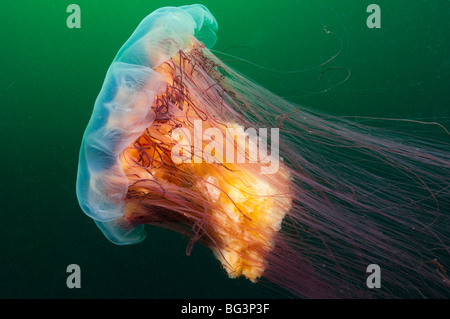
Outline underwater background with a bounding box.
[0,0,449,298]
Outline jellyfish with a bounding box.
[76,4,450,298]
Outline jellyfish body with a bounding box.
[76,4,290,281]
[77,5,450,298]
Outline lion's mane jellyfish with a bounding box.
[76,5,450,298]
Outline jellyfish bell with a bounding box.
[77,4,450,298]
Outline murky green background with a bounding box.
[1,0,449,298]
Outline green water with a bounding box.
[1,0,449,298]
